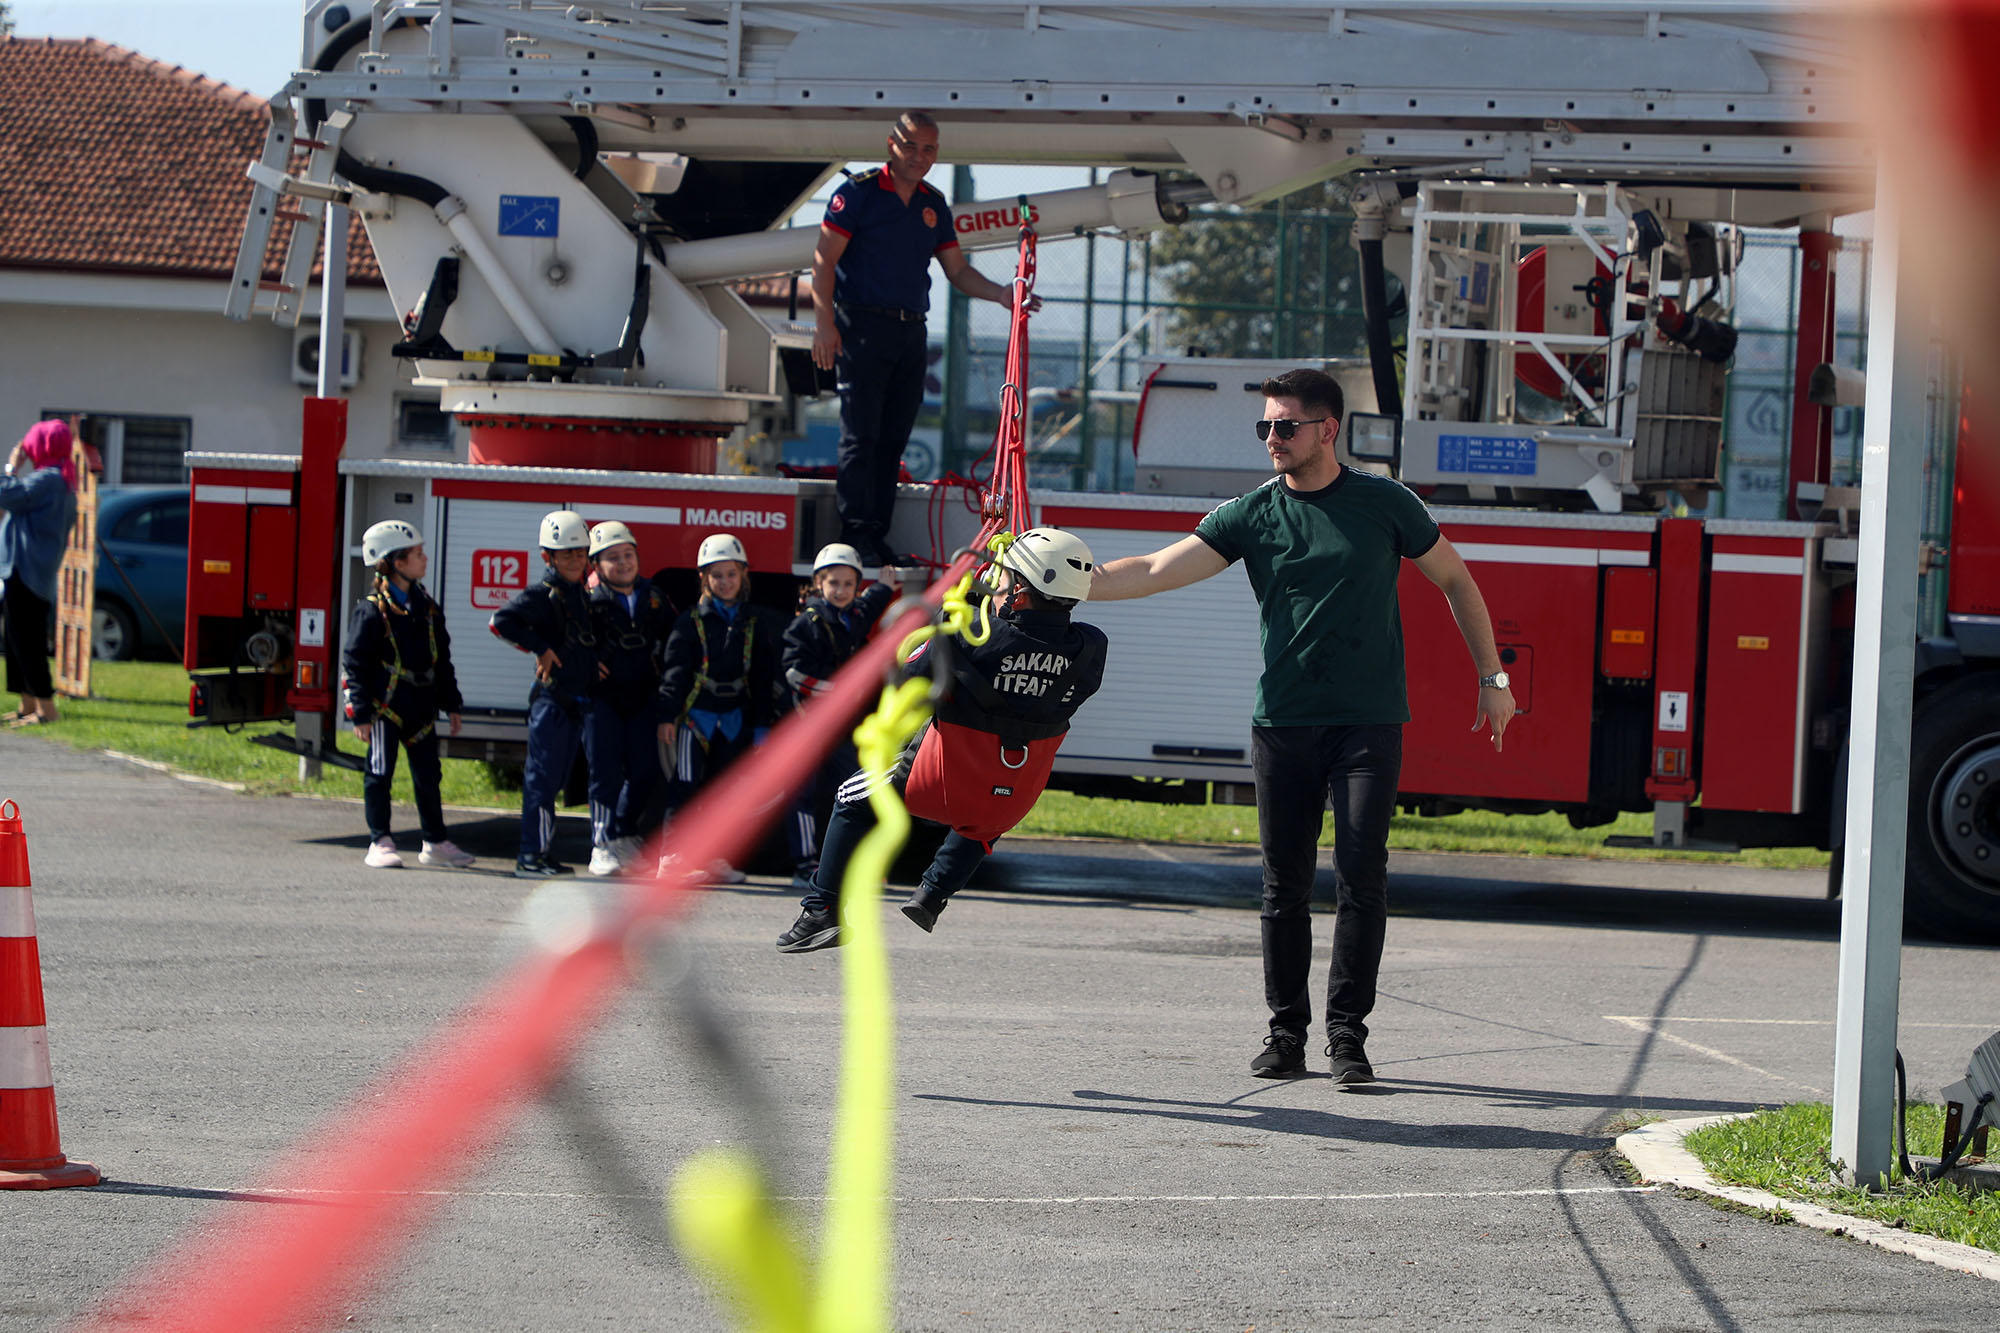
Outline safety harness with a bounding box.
[365,576,440,742]
[678,596,760,734]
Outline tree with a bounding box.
[1140,178,1377,362]
[0,4,13,36]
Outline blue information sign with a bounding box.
[498,195,560,237]
[1438,434,1538,476]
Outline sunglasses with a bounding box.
[1254,417,1331,442]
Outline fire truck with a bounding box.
[188,2,1999,937]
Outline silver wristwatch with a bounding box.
[1479,671,1510,690]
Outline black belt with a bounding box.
[839,301,926,323]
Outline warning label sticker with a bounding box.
[1658,690,1690,733]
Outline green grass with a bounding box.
[20,662,1830,868]
[1684,1103,2000,1252]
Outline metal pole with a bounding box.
[1830,173,1927,1188]
[301,200,348,782]
[940,166,974,481]
[1078,167,1098,491]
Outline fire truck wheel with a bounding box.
[1906,671,2000,941]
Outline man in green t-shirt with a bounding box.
[1092,367,1515,1086]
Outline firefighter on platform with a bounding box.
[342,520,474,870]
[776,528,1108,953]
[583,520,676,877]
[490,509,600,879]
[781,542,907,885]
[655,533,784,883]
[811,109,1039,568]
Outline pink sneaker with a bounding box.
[420,840,475,869]
[364,837,403,869]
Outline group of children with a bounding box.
[340,508,904,882]
[340,508,1111,956]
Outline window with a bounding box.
[113,496,189,547]
[396,396,456,451]
[51,412,193,486]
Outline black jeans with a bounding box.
[2,581,53,699]
[1252,723,1403,1044]
[799,772,988,916]
[833,305,928,548]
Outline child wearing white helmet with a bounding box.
[778,528,1108,952]
[777,542,911,885]
[654,533,783,883]
[489,509,601,878]
[341,519,474,869]
[582,520,677,875]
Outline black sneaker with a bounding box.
[900,889,948,933]
[776,907,842,954]
[1250,1030,1307,1078]
[514,855,571,879]
[1327,1030,1375,1085]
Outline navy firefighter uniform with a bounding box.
[821,166,958,555]
[657,593,784,814]
[585,575,676,849]
[780,575,899,874]
[341,577,464,844]
[791,600,1108,932]
[490,571,600,861]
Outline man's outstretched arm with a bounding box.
[1091,534,1229,602]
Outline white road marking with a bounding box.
[186,1184,1660,1205]
[1604,1016,1828,1095]
[1603,1016,1990,1029]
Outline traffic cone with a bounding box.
[0,799,99,1189]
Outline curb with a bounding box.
[1617,1115,2000,1283]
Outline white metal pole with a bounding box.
[1829,170,1927,1187]
[300,200,348,783]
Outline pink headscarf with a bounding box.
[20,420,77,491]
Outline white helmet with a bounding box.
[812,542,865,575]
[588,520,637,557]
[697,533,748,568]
[540,510,589,551]
[361,519,422,565]
[999,527,1095,603]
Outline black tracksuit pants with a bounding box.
[364,713,447,844]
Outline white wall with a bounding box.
[0,273,442,466]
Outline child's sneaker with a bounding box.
[364,837,404,869]
[707,860,747,885]
[419,840,475,869]
[588,845,622,877]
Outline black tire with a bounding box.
[1906,671,2000,941]
[93,599,138,662]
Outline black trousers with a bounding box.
[2,581,53,698]
[1251,723,1403,1044]
[798,766,988,916]
[833,305,928,548]
[363,713,447,843]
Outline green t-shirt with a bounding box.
[1194,468,1441,727]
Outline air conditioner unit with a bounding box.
[292,328,363,389]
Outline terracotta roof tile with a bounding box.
[0,36,379,285]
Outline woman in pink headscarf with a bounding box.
[1,419,81,725]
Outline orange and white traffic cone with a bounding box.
[0,798,99,1189]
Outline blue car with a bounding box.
[93,486,188,660]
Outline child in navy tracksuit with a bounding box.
[778,528,1107,953]
[780,542,902,884]
[341,519,473,870]
[655,533,783,881]
[583,520,675,876]
[490,509,600,879]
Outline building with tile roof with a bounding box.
[0,36,432,479]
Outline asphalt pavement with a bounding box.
[1,735,1996,1330]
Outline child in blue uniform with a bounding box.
[490,509,600,878]
[655,533,783,883]
[780,541,903,884]
[341,519,473,870]
[583,520,676,876]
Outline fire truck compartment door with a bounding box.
[434,499,549,714]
